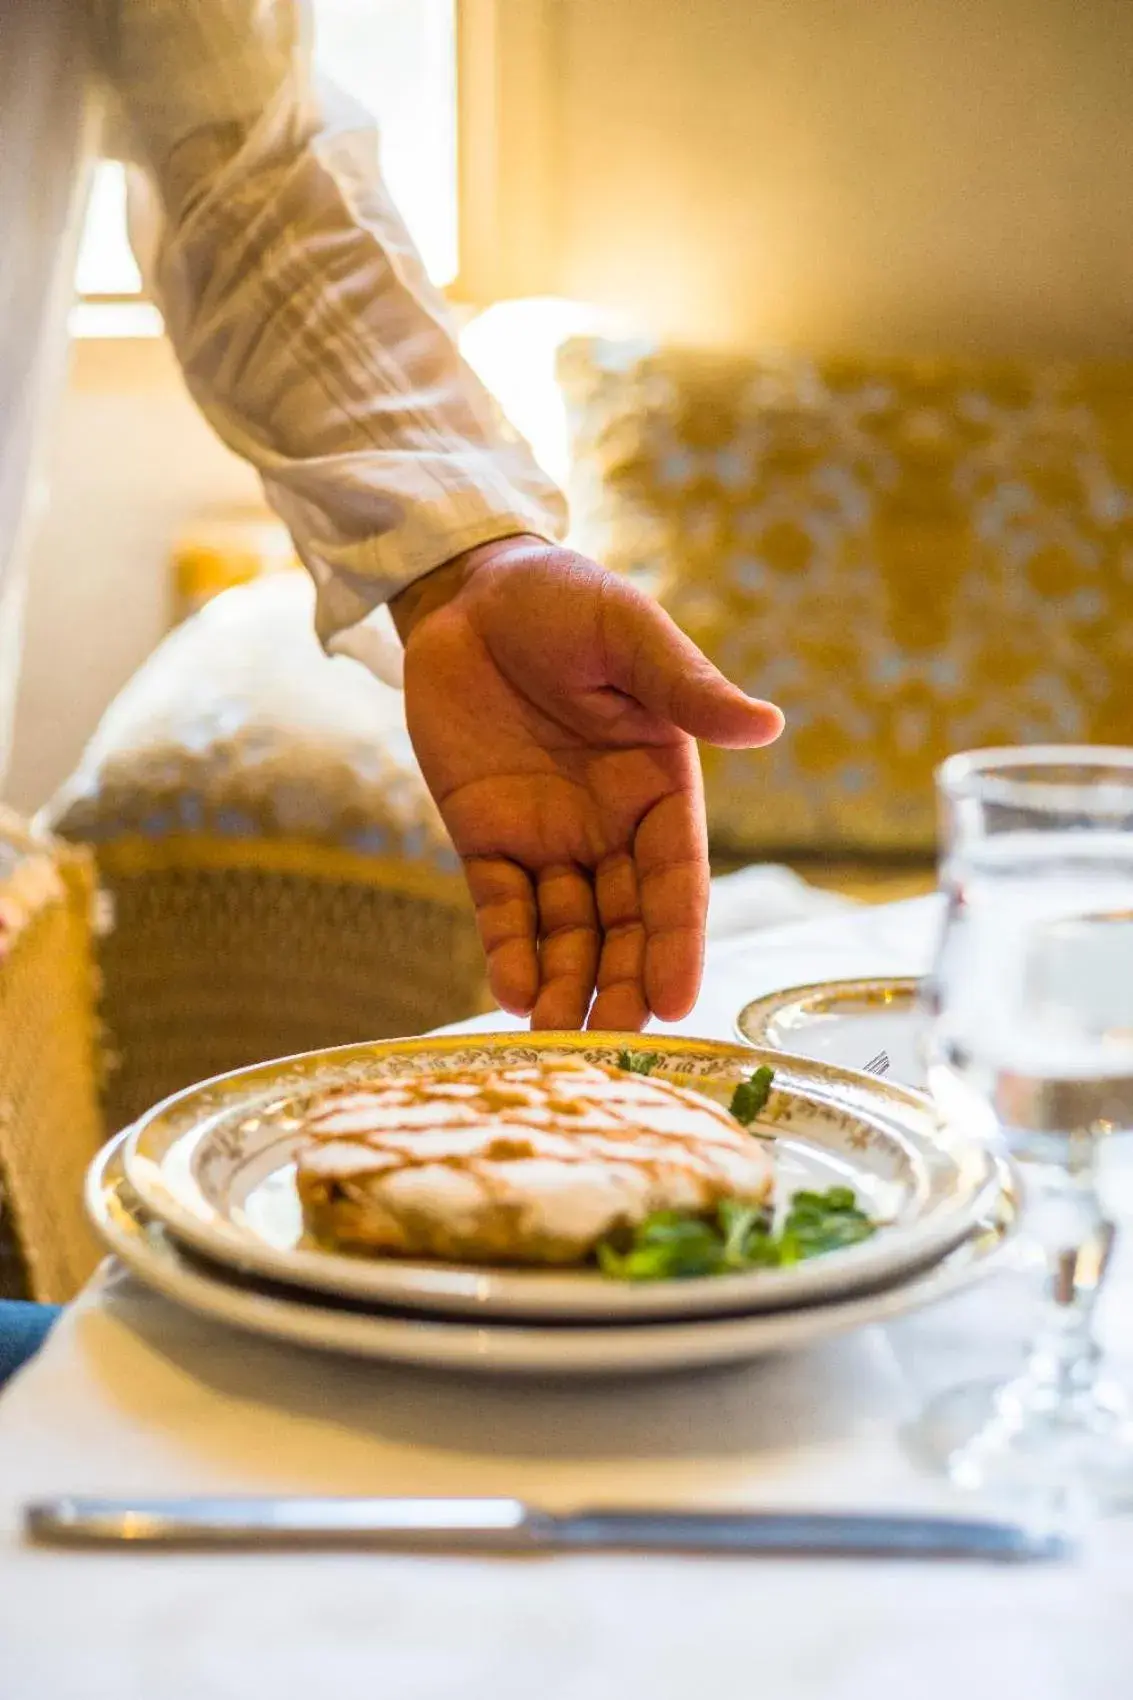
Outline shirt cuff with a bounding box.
[312,503,564,690]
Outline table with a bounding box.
[2,896,1131,1699]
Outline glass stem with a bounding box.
[1020,1130,1115,1411]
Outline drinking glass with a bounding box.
[915,746,1133,1508]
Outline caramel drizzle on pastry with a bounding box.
[297,1060,764,1194]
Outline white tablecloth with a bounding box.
[2,895,1132,1699]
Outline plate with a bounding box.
[737,979,926,1089]
[122,1032,993,1321]
[90,1135,1018,1379]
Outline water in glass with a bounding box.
[915,751,1133,1511]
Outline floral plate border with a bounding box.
[91,1134,1017,1378]
[120,1031,996,1323]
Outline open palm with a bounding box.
[398,541,783,1030]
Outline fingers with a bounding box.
[464,857,539,1015]
[600,578,784,749]
[588,852,649,1031]
[636,791,710,1023]
[466,831,704,1030]
[588,788,709,1028]
[466,856,604,1028]
[465,780,707,1031]
[530,864,601,1029]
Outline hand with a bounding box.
[391,537,783,1031]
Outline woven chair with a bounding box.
[44,575,489,1135]
[0,809,104,1300]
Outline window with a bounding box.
[74,161,143,297]
[76,0,458,300]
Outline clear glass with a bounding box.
[914,745,1133,1510]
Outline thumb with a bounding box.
[601,579,784,749]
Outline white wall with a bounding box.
[552,0,1133,354]
[4,338,264,815]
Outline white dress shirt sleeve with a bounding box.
[93,0,568,661]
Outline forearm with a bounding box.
[100,0,566,652]
[155,117,564,646]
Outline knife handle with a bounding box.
[25,1496,543,1551]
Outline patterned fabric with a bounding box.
[559,341,1133,853]
[43,575,490,1128]
[47,575,460,873]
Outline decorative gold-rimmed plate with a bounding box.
[120,1031,995,1322]
[737,979,925,1089]
[91,1134,1018,1379]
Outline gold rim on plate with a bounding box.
[89,1131,1020,1378]
[737,977,923,1077]
[116,1029,997,1323]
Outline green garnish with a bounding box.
[598,1212,724,1280]
[596,1058,874,1279]
[617,1050,661,1075]
[595,1186,877,1282]
[729,1065,776,1126]
[784,1188,876,1255]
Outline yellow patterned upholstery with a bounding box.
[0,810,103,1300]
[559,343,1133,853]
[44,576,489,1133]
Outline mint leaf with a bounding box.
[595,1183,877,1282]
[599,1214,723,1279]
[596,1240,631,1278]
[729,1065,776,1126]
[783,1187,876,1256]
[617,1050,662,1076]
[716,1197,768,1267]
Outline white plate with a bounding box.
[90,1134,1017,1379]
[122,1032,993,1321]
[737,979,926,1090]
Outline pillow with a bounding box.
[42,576,488,1129]
[47,573,456,873]
[558,339,1133,854]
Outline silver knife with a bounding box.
[23,1497,1071,1561]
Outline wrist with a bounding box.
[389,533,548,644]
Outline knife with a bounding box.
[23,1497,1071,1561]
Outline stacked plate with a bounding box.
[89,1030,1014,1379]
[737,976,925,1088]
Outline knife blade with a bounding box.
[23,1496,1071,1561]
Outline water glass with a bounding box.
[915,746,1133,1509]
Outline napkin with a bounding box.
[706,863,856,941]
